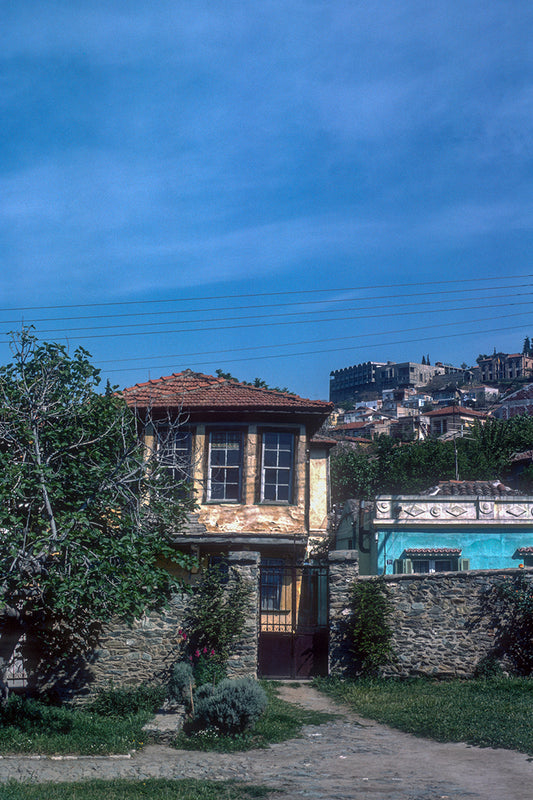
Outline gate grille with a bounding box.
[258,563,328,678]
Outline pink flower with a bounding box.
[182,633,187,640]
[195,649,200,658]
[203,646,208,654]
[210,649,215,656]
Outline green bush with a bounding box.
[184,565,252,667]
[473,654,504,679]
[347,579,396,677]
[0,695,73,734]
[167,661,195,709]
[193,678,267,735]
[87,684,166,717]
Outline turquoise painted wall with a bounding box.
[376,528,533,575]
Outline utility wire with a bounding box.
[2,303,532,345]
[1,273,532,313]
[104,322,533,375]
[9,297,533,337]
[1,282,532,325]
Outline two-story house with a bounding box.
[122,371,335,678]
[122,369,334,563]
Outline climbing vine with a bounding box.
[347,579,396,677]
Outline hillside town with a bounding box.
[327,345,533,442]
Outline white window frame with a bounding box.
[207,430,243,502]
[260,431,294,503]
[156,426,192,484]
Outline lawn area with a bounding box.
[0,778,272,800]
[0,682,335,756]
[315,676,533,754]
[0,702,151,756]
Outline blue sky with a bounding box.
[1,1,532,399]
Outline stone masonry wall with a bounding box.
[328,550,359,675]
[380,569,533,678]
[327,550,533,678]
[88,551,259,693]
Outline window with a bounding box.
[207,430,242,502]
[412,559,453,573]
[261,431,294,502]
[394,555,469,574]
[260,558,285,611]
[157,427,191,484]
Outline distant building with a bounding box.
[493,383,533,420]
[424,405,488,437]
[477,352,533,383]
[329,359,466,404]
[329,361,386,403]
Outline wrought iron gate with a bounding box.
[258,563,328,679]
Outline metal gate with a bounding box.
[258,563,328,679]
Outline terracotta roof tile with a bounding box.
[122,370,333,414]
[422,480,520,497]
[425,405,488,418]
[404,548,462,557]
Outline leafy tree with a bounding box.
[0,330,194,695]
[331,415,533,502]
[330,443,378,503]
[523,337,531,356]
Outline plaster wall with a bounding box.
[376,528,533,574]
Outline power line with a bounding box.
[10,297,533,339]
[1,282,532,325]
[1,273,532,313]
[104,322,533,376]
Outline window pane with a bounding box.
[261,432,293,503]
[208,431,242,501]
[278,450,292,468]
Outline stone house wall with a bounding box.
[88,551,259,693]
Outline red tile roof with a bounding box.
[122,370,333,415]
[404,548,462,557]
[425,405,488,418]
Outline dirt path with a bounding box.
[0,684,531,799]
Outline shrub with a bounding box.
[347,579,396,677]
[167,661,195,710]
[491,572,533,675]
[473,654,504,679]
[193,678,267,735]
[184,564,252,668]
[191,650,226,687]
[87,684,166,717]
[0,695,73,734]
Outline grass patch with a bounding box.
[314,676,533,754]
[173,681,337,752]
[0,696,152,756]
[0,778,273,800]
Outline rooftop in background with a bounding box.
[424,405,488,418]
[421,480,520,497]
[122,369,333,414]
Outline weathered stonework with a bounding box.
[88,551,260,693]
[328,550,359,675]
[327,551,533,679]
[379,569,533,678]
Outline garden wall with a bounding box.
[88,551,260,693]
[329,550,533,678]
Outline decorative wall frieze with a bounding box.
[374,495,533,525]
